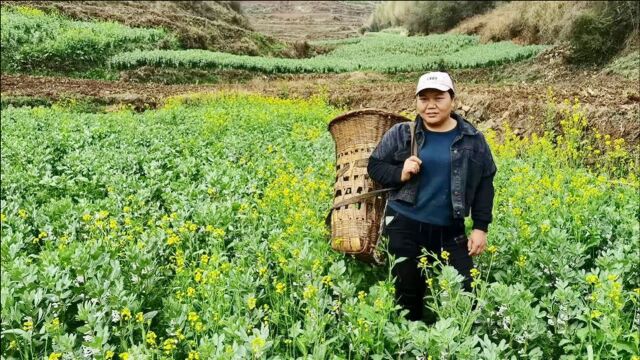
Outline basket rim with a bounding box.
[327,108,412,131]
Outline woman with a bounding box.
[367,71,497,322]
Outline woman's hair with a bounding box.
[439,69,455,99]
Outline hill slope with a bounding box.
[241,1,379,42]
[1,1,291,56]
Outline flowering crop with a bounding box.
[1,91,637,358]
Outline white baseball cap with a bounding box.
[415,71,455,96]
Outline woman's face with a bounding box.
[416,89,454,127]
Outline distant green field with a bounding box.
[0,5,177,72]
[111,33,546,74]
[1,5,545,76]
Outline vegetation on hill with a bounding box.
[110,33,545,74]
[363,1,498,35]
[0,1,291,57]
[451,1,639,65]
[365,1,639,66]
[0,6,178,73]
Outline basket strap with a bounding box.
[409,121,418,157]
[331,187,393,210]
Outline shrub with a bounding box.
[365,1,498,35]
[568,1,639,64]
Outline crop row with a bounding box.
[110,35,546,74]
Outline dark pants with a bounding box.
[383,205,474,322]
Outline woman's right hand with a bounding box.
[401,156,422,182]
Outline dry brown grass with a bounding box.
[450,1,592,44]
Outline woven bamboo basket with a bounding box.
[327,109,411,264]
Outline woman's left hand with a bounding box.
[467,229,487,256]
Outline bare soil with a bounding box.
[3,58,638,146]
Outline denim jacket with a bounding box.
[367,112,497,232]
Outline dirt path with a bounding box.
[2,71,638,145]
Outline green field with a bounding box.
[1,93,638,359]
[0,6,545,76]
[0,5,177,73]
[110,33,546,74]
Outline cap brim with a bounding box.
[415,84,451,96]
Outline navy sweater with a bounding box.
[388,123,460,225]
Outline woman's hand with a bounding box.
[467,229,487,256]
[401,156,422,182]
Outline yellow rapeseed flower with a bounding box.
[487,245,498,254]
[426,278,433,288]
[303,285,317,300]
[275,282,286,294]
[105,350,114,359]
[188,311,199,323]
[121,308,131,321]
[163,338,178,354]
[187,287,196,298]
[194,269,203,283]
[167,235,180,246]
[470,268,481,279]
[135,312,144,323]
[517,255,527,268]
[194,321,204,333]
[357,291,366,301]
[585,274,599,285]
[119,352,129,360]
[188,351,200,360]
[48,352,62,360]
[418,256,428,270]
[540,223,551,233]
[258,266,268,277]
[146,331,157,346]
[251,337,266,354]
[247,296,257,310]
[440,279,450,290]
[441,250,450,261]
[23,320,33,332]
[590,310,603,319]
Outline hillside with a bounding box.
[0,1,291,56]
[241,1,380,41]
